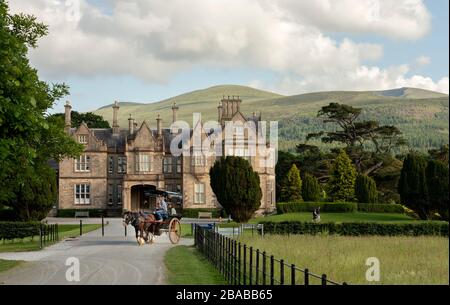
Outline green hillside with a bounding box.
[93,85,449,152]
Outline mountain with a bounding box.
[92,85,449,152]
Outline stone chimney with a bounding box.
[217,102,223,122]
[156,114,162,137]
[236,96,241,112]
[128,114,134,135]
[64,100,72,134]
[112,101,120,134]
[172,102,179,123]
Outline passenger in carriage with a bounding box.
[155,195,168,221]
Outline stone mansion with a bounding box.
[57,96,276,215]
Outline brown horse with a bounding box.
[123,211,161,245]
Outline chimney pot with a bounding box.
[64,100,72,134]
[112,100,120,134]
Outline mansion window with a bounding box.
[191,155,206,166]
[117,156,127,174]
[74,184,90,205]
[176,157,182,173]
[74,155,91,172]
[163,157,173,173]
[135,154,151,173]
[108,184,113,205]
[194,183,205,204]
[78,135,88,144]
[117,184,122,205]
[108,156,114,174]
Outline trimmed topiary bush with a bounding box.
[357,203,404,213]
[355,174,378,203]
[0,221,41,240]
[302,174,321,202]
[276,201,357,213]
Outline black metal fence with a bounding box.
[194,224,346,285]
[39,223,59,248]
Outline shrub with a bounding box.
[260,221,448,237]
[426,160,449,221]
[276,201,357,214]
[180,208,226,218]
[0,221,41,240]
[355,175,378,203]
[328,150,357,202]
[56,208,121,217]
[302,174,321,202]
[357,203,404,213]
[210,156,262,223]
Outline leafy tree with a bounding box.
[355,174,378,203]
[0,2,83,220]
[49,111,111,128]
[281,164,303,201]
[398,153,430,220]
[426,160,449,220]
[302,174,321,202]
[210,156,262,223]
[275,151,300,201]
[428,144,449,164]
[328,150,357,202]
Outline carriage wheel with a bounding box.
[168,218,181,244]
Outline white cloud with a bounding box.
[415,55,431,67]
[8,0,447,94]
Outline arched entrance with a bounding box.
[130,184,158,211]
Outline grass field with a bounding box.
[164,246,226,285]
[0,259,23,273]
[237,234,449,285]
[0,224,102,253]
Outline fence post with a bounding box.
[125,224,127,237]
[270,255,274,285]
[39,224,43,249]
[280,259,285,285]
[102,217,104,237]
[79,220,82,236]
[304,268,309,286]
[249,246,253,285]
[291,264,296,285]
[262,251,266,285]
[321,274,327,286]
[238,242,241,285]
[255,249,260,285]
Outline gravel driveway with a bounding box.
[0,218,193,285]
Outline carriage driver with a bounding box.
[155,195,168,221]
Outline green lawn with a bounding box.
[217,212,444,227]
[164,246,226,285]
[237,234,449,285]
[0,259,23,273]
[0,224,102,253]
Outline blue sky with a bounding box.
[10,0,449,113]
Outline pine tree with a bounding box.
[426,160,449,220]
[302,174,321,202]
[281,164,303,201]
[210,156,262,223]
[398,153,430,219]
[355,174,378,203]
[328,150,357,202]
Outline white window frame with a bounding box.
[78,135,88,144]
[74,155,91,172]
[191,155,206,166]
[135,154,151,173]
[74,184,91,205]
[194,183,205,204]
[176,157,182,173]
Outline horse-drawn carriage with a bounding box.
[123,211,182,245]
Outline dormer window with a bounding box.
[78,135,88,144]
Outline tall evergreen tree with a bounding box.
[398,153,430,219]
[426,159,449,220]
[302,174,321,202]
[281,164,303,201]
[355,174,378,203]
[328,150,357,202]
[210,156,262,223]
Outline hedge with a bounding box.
[181,208,227,218]
[57,208,122,217]
[357,203,404,213]
[260,221,449,237]
[0,221,41,240]
[276,202,357,214]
